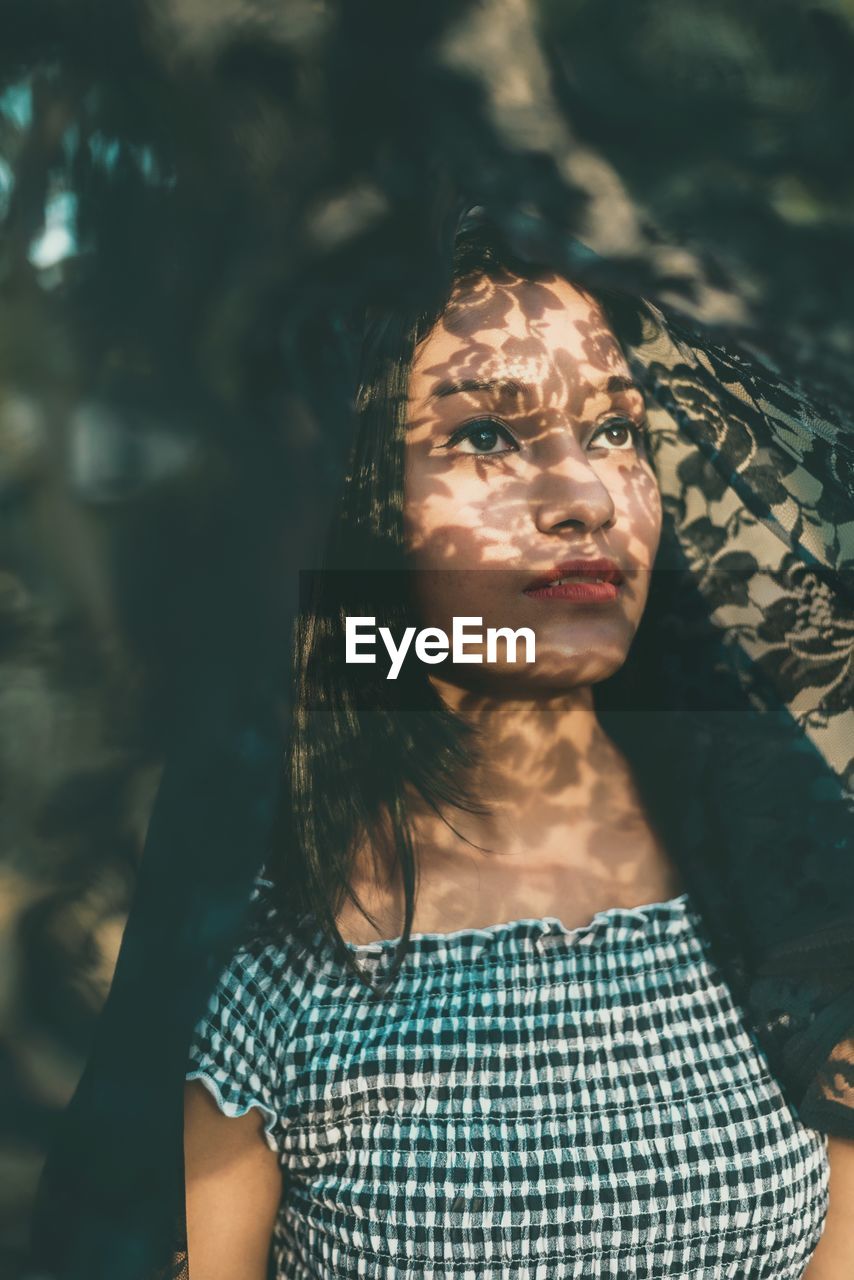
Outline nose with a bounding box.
[531,443,617,534]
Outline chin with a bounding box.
[528,645,630,684]
[449,659,628,701]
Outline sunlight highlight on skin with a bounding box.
[404,270,662,691]
[339,268,683,945]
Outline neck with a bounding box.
[401,674,647,870]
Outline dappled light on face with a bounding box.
[402,271,662,697]
[323,267,685,949]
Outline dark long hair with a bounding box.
[267,217,714,994]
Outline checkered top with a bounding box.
[186,877,830,1279]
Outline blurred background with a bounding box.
[1,0,853,1274]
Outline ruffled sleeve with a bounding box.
[185,943,283,1153]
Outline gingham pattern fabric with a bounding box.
[186,878,830,1279]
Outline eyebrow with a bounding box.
[426,373,643,403]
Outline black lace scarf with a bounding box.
[614,300,854,1134]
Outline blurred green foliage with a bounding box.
[0,1,852,1275]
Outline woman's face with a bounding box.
[403,269,663,695]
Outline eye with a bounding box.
[589,417,646,451]
[443,418,519,458]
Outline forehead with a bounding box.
[409,273,629,401]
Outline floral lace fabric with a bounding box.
[622,302,854,1136]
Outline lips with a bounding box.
[523,558,625,593]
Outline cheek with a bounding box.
[409,562,515,642]
[406,503,504,573]
[613,461,663,558]
[404,461,518,566]
[404,465,517,631]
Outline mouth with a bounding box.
[522,559,625,594]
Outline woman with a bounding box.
[182,219,854,1278]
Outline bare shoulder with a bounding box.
[184,1077,277,1160]
[802,1135,854,1279]
[183,1080,283,1280]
